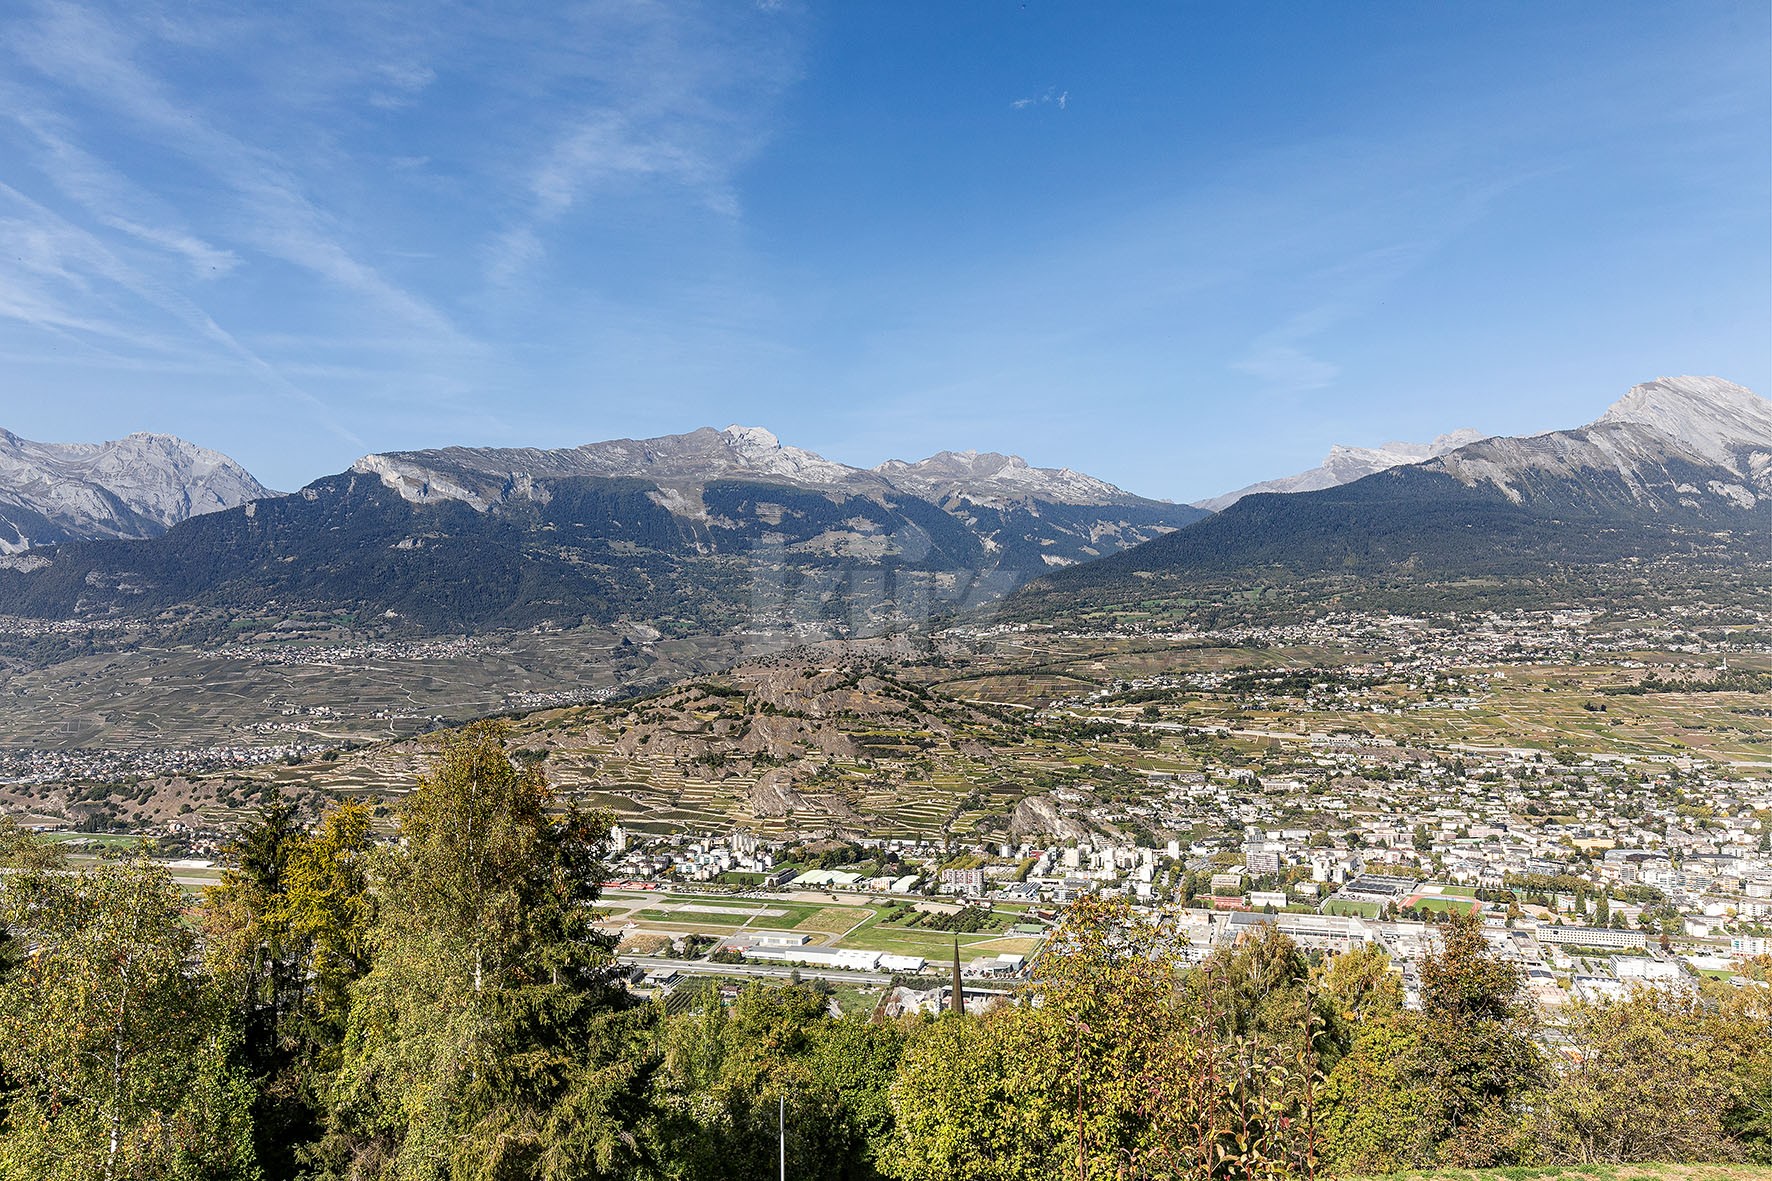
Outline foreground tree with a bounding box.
[647,982,903,1179]
[884,1005,1066,1181]
[1409,912,1544,1165]
[1316,1012,1428,1174]
[1530,987,1745,1163]
[0,848,258,1181]
[886,897,1322,1180]
[1526,978,1772,1165]
[1318,941,1402,1025]
[204,795,374,1178]
[320,722,656,1180]
[1316,916,1547,1172]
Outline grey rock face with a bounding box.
[0,429,274,553]
[1195,429,1485,512]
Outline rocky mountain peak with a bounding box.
[0,428,273,553]
[873,449,1144,507]
[1197,427,1484,512]
[1596,376,1772,472]
[1424,376,1771,506]
[719,424,782,451]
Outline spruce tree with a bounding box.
[322,721,655,1179]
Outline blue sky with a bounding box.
[0,1,1766,501]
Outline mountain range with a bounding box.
[0,425,1203,636]
[1193,429,1486,512]
[0,429,272,554]
[1010,376,1771,617]
[2,376,1764,641]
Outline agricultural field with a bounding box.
[0,621,740,751]
[5,609,1766,858]
[598,889,1046,963]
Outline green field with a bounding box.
[1408,895,1481,916]
[42,832,145,848]
[635,908,753,927]
[607,889,1047,964]
[1323,898,1381,918]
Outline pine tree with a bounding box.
[204,795,373,1178]
[323,721,655,1179]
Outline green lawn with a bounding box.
[837,920,1003,959]
[613,890,1036,960]
[635,908,751,927]
[1409,896,1481,916]
[42,832,145,848]
[827,985,886,1016]
[1323,898,1381,918]
[620,894,883,942]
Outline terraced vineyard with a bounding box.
[263,645,1224,842]
[0,621,743,751]
[45,614,1765,845]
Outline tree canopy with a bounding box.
[1,740,1769,1181]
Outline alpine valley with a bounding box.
[0,424,1201,752]
[0,377,1766,767]
[0,424,1202,633]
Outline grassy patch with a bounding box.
[1323,898,1382,918]
[826,985,885,1017]
[41,832,145,848]
[634,909,750,927]
[1408,895,1481,916]
[794,906,868,936]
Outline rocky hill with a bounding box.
[1009,376,1772,618]
[0,429,272,554]
[255,642,1140,844]
[0,425,1200,637]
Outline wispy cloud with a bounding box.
[367,59,436,110]
[0,0,811,478]
[1231,341,1340,392]
[0,179,362,444]
[11,112,240,278]
[1011,88,1069,111]
[6,2,467,342]
[483,3,801,287]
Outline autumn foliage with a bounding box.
[0,725,1768,1180]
